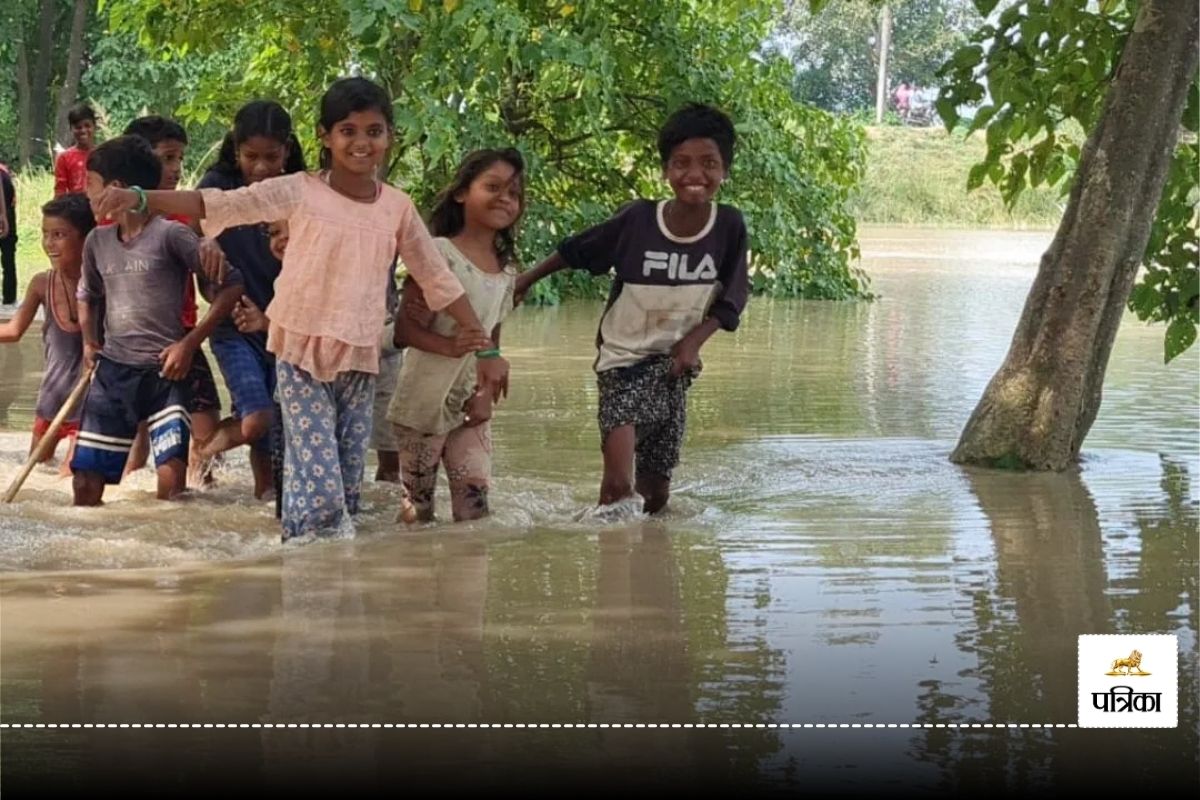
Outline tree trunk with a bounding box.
[28,0,59,157]
[16,40,33,167]
[54,0,91,147]
[950,0,1200,471]
[873,5,891,125]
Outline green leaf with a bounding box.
[1129,283,1163,315]
[986,115,1009,149]
[1008,115,1025,141]
[967,162,989,191]
[998,5,1022,29]
[974,1,1001,16]
[1164,317,1197,363]
[968,104,998,135]
[952,45,984,70]
[469,23,489,50]
[936,96,959,131]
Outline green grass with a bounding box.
[11,170,54,293]
[851,126,1065,228]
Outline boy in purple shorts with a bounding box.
[71,136,243,504]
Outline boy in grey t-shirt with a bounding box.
[71,136,243,505]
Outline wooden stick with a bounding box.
[3,364,95,503]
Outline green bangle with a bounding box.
[475,348,501,359]
[130,186,148,214]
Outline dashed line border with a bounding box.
[0,722,1079,729]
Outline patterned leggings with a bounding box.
[276,361,375,540]
[395,422,493,522]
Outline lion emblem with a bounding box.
[1106,649,1150,676]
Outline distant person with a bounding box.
[54,103,97,196]
[892,81,913,122]
[0,162,15,304]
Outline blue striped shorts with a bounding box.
[70,357,191,484]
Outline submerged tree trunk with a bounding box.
[54,0,91,147]
[951,0,1199,471]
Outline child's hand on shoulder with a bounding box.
[159,339,196,381]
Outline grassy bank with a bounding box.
[852,126,1064,228]
[10,171,57,294]
[5,129,1064,294]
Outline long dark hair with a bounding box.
[209,100,306,180]
[318,77,393,170]
[427,148,525,269]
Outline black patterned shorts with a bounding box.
[597,354,699,480]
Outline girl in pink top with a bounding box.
[93,77,509,541]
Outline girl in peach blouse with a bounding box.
[93,77,509,540]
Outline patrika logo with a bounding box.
[1105,649,1150,676]
[1078,635,1177,728]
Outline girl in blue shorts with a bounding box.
[195,101,306,499]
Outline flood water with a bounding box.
[1,227,1196,793]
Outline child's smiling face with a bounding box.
[72,119,96,150]
[320,109,392,177]
[456,161,524,232]
[663,137,727,207]
[41,215,86,272]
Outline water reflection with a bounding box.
[906,462,1198,793]
[2,525,794,788]
[1,228,1196,793]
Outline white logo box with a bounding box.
[1078,634,1178,728]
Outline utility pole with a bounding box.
[874,4,892,124]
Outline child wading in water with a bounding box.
[73,136,244,504]
[0,193,95,472]
[193,101,306,500]
[389,148,524,522]
[121,115,225,487]
[517,104,749,515]
[93,77,509,539]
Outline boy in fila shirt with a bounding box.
[516,102,749,515]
